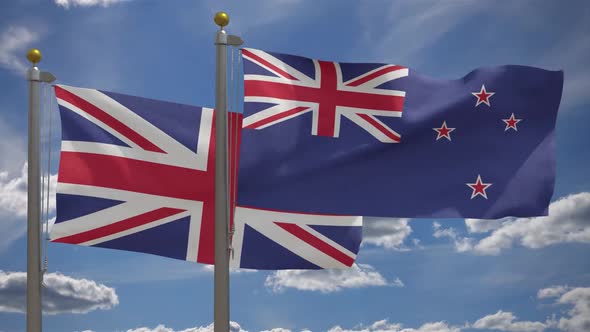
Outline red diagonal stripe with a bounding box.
[275,222,355,267]
[54,86,165,153]
[243,49,299,81]
[244,106,310,129]
[345,65,406,87]
[357,114,401,142]
[53,207,185,244]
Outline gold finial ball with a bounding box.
[26,48,42,64]
[214,12,229,27]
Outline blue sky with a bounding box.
[1,1,589,331]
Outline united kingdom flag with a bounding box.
[50,85,229,264]
[242,48,408,143]
[50,85,362,269]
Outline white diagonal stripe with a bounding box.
[56,98,140,149]
[243,103,313,129]
[342,66,409,89]
[299,224,357,259]
[338,84,407,97]
[248,220,348,269]
[337,107,402,118]
[80,210,192,246]
[50,201,156,240]
[243,48,315,85]
[56,85,204,169]
[244,75,320,89]
[236,207,362,226]
[57,183,202,211]
[343,113,401,143]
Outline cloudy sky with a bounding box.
[1,0,589,331]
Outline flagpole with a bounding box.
[26,48,42,332]
[213,12,242,332]
[25,48,55,332]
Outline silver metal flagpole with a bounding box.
[213,12,243,332]
[25,48,55,332]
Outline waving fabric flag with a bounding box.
[237,48,564,219]
[50,85,362,269]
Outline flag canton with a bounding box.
[242,48,408,143]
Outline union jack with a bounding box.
[50,85,238,264]
[50,85,363,269]
[242,48,408,143]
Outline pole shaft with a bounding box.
[214,29,230,332]
[27,66,42,332]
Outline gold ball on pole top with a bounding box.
[214,12,230,27]
[26,48,42,64]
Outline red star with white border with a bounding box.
[471,84,495,107]
[433,121,455,141]
[466,175,492,199]
[502,113,522,131]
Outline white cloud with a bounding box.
[125,322,246,332]
[0,164,28,218]
[129,320,460,332]
[538,286,590,332]
[363,218,412,250]
[471,311,547,332]
[84,288,590,332]
[0,118,25,173]
[0,164,31,249]
[0,26,39,73]
[0,271,118,314]
[433,222,458,239]
[465,219,504,234]
[432,222,474,253]
[537,285,571,299]
[55,0,129,8]
[327,319,460,332]
[470,193,590,255]
[398,322,461,332]
[0,163,57,250]
[471,286,590,332]
[434,193,590,255]
[264,264,398,293]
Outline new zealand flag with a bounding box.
[237,48,564,219]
